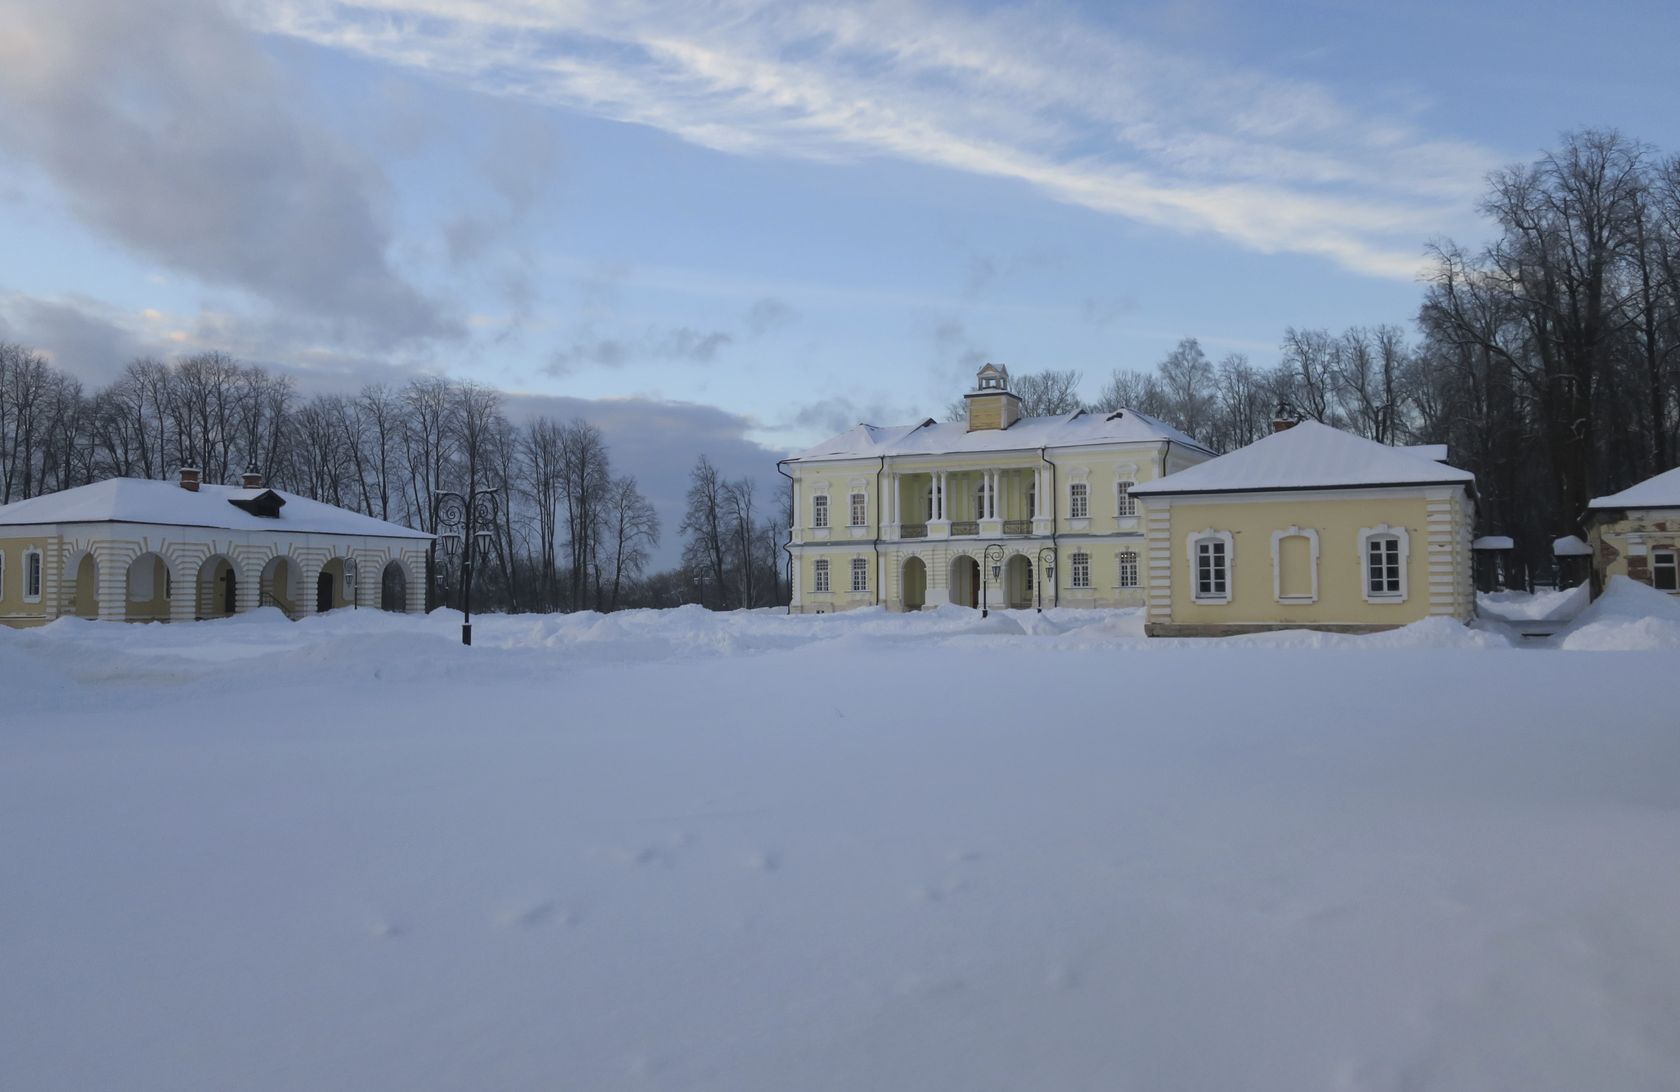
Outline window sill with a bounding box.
[809,527,831,540]
[1193,595,1232,605]
[1067,518,1091,531]
[848,526,869,538]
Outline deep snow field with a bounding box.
[4,584,1680,1091]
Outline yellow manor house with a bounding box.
[781,364,1215,613]
[783,365,1479,634]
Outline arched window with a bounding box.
[813,558,831,592]
[850,557,868,592]
[1187,530,1233,603]
[1069,482,1089,519]
[1115,480,1136,517]
[23,549,43,602]
[1070,551,1091,589]
[1359,525,1409,602]
[1117,550,1139,588]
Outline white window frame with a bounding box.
[1652,547,1678,592]
[850,557,868,593]
[1116,549,1139,589]
[812,494,829,529]
[1069,482,1089,519]
[1070,551,1091,589]
[1114,480,1136,518]
[1186,530,1233,604]
[1358,524,1409,603]
[812,558,830,593]
[1026,480,1036,519]
[849,492,866,527]
[23,548,43,603]
[1269,525,1320,604]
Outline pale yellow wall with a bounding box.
[793,549,877,613]
[0,535,53,627]
[125,554,172,622]
[1589,510,1680,592]
[72,554,98,618]
[1163,494,1444,626]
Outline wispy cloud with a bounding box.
[243,0,1496,279]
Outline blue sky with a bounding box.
[3,0,1678,461]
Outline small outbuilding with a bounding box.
[1471,535,1516,593]
[1130,418,1477,636]
[1583,466,1680,597]
[0,469,430,628]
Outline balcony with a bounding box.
[950,521,979,537]
[900,523,928,539]
[1003,520,1033,535]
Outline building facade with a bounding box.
[781,364,1214,613]
[1584,466,1680,596]
[0,470,430,629]
[1130,418,1477,636]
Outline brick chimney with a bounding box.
[179,467,201,492]
[1271,402,1300,433]
[242,467,264,489]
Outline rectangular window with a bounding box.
[813,495,829,529]
[849,492,866,527]
[851,557,868,592]
[1195,539,1227,599]
[1071,552,1090,588]
[1654,548,1679,592]
[25,550,43,601]
[1367,536,1402,597]
[1069,482,1089,519]
[1115,481,1135,517]
[813,558,830,592]
[1117,550,1139,588]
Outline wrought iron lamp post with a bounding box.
[433,488,498,646]
[982,543,1005,618]
[1036,546,1056,612]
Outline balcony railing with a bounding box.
[900,523,928,539]
[1003,520,1033,535]
[950,521,979,536]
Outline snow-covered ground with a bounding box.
[4,594,1679,1091]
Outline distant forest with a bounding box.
[3,129,1677,601]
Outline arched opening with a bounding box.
[380,560,409,612]
[1004,554,1031,609]
[900,556,926,611]
[71,553,99,619]
[260,556,298,618]
[316,558,350,614]
[948,555,979,609]
[196,555,238,620]
[125,552,172,622]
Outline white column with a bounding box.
[936,472,947,520]
[169,559,197,624]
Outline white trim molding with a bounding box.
[22,547,43,603]
[1185,528,1234,604]
[1358,523,1410,603]
[1269,525,1320,604]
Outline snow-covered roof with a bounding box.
[0,478,431,539]
[1553,535,1592,557]
[1472,536,1515,551]
[1130,420,1474,497]
[787,409,1210,463]
[1587,465,1680,510]
[1401,443,1450,462]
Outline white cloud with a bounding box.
[242,0,1497,279]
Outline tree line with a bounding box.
[946,130,1680,566]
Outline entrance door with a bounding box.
[223,571,237,615]
[316,571,334,614]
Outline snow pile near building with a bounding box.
[1558,576,1680,650]
[3,605,1679,1091]
[1478,583,1588,622]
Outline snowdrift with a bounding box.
[1557,576,1680,650]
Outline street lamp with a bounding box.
[982,543,1005,618]
[1037,546,1056,613]
[433,488,498,646]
